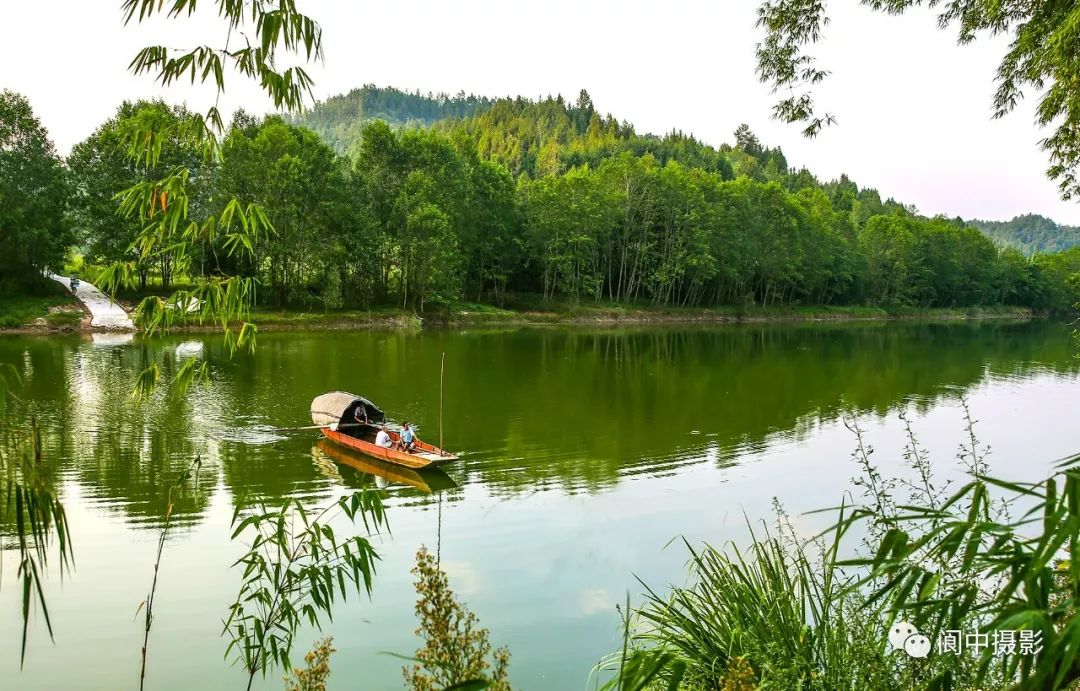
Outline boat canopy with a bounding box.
[310,391,386,428]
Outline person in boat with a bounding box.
[398,422,416,453]
[374,424,393,449]
[353,404,370,426]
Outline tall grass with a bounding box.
[630,520,900,690]
[608,402,1077,690]
[0,295,76,328]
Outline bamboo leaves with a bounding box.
[0,369,72,666]
[223,491,387,690]
[121,0,321,113]
[101,0,324,398]
[756,0,1080,200]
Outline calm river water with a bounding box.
[1,320,1078,690]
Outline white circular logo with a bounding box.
[888,621,919,650]
[904,634,932,658]
[887,621,932,658]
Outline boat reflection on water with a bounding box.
[312,439,458,494]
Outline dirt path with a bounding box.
[47,273,135,330]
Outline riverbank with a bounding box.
[0,284,86,331]
[1,300,1039,334]
[0,293,1045,332]
[247,302,1040,330]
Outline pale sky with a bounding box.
[3,0,1078,225]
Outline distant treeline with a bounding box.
[5,86,1080,311]
[968,213,1080,254]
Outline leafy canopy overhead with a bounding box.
[756,0,1080,200]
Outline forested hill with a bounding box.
[301,86,1080,261]
[297,85,789,180]
[432,91,748,179]
[968,214,1080,254]
[13,84,1080,319]
[293,85,495,152]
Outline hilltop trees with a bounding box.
[442,93,732,180]
[0,90,72,292]
[199,117,524,311]
[523,164,616,301]
[461,158,522,305]
[970,214,1080,255]
[511,140,1028,310]
[293,85,496,153]
[348,124,521,310]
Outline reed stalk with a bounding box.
[139,457,200,690]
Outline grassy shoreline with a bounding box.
[0,296,1042,334]
[248,303,1039,330]
[0,281,86,331]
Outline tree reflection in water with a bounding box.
[0,319,1073,535]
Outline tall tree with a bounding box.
[461,158,523,304]
[68,101,201,290]
[217,115,346,306]
[0,90,72,292]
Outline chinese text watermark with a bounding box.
[887,621,1044,659]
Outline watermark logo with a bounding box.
[888,621,931,658]
[888,622,1044,659]
[938,629,1043,656]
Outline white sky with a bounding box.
[3,0,1078,224]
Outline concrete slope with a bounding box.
[48,273,135,331]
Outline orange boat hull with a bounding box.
[313,440,457,492]
[320,427,457,469]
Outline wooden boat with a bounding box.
[313,440,457,493]
[310,391,458,469]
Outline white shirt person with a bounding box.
[375,426,393,448]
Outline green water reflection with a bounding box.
[0,319,1077,690]
[6,321,1074,523]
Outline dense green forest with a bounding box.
[968,214,1080,254]
[6,85,1080,313]
[0,91,74,293]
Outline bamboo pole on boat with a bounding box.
[439,351,445,451]
[437,351,446,566]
